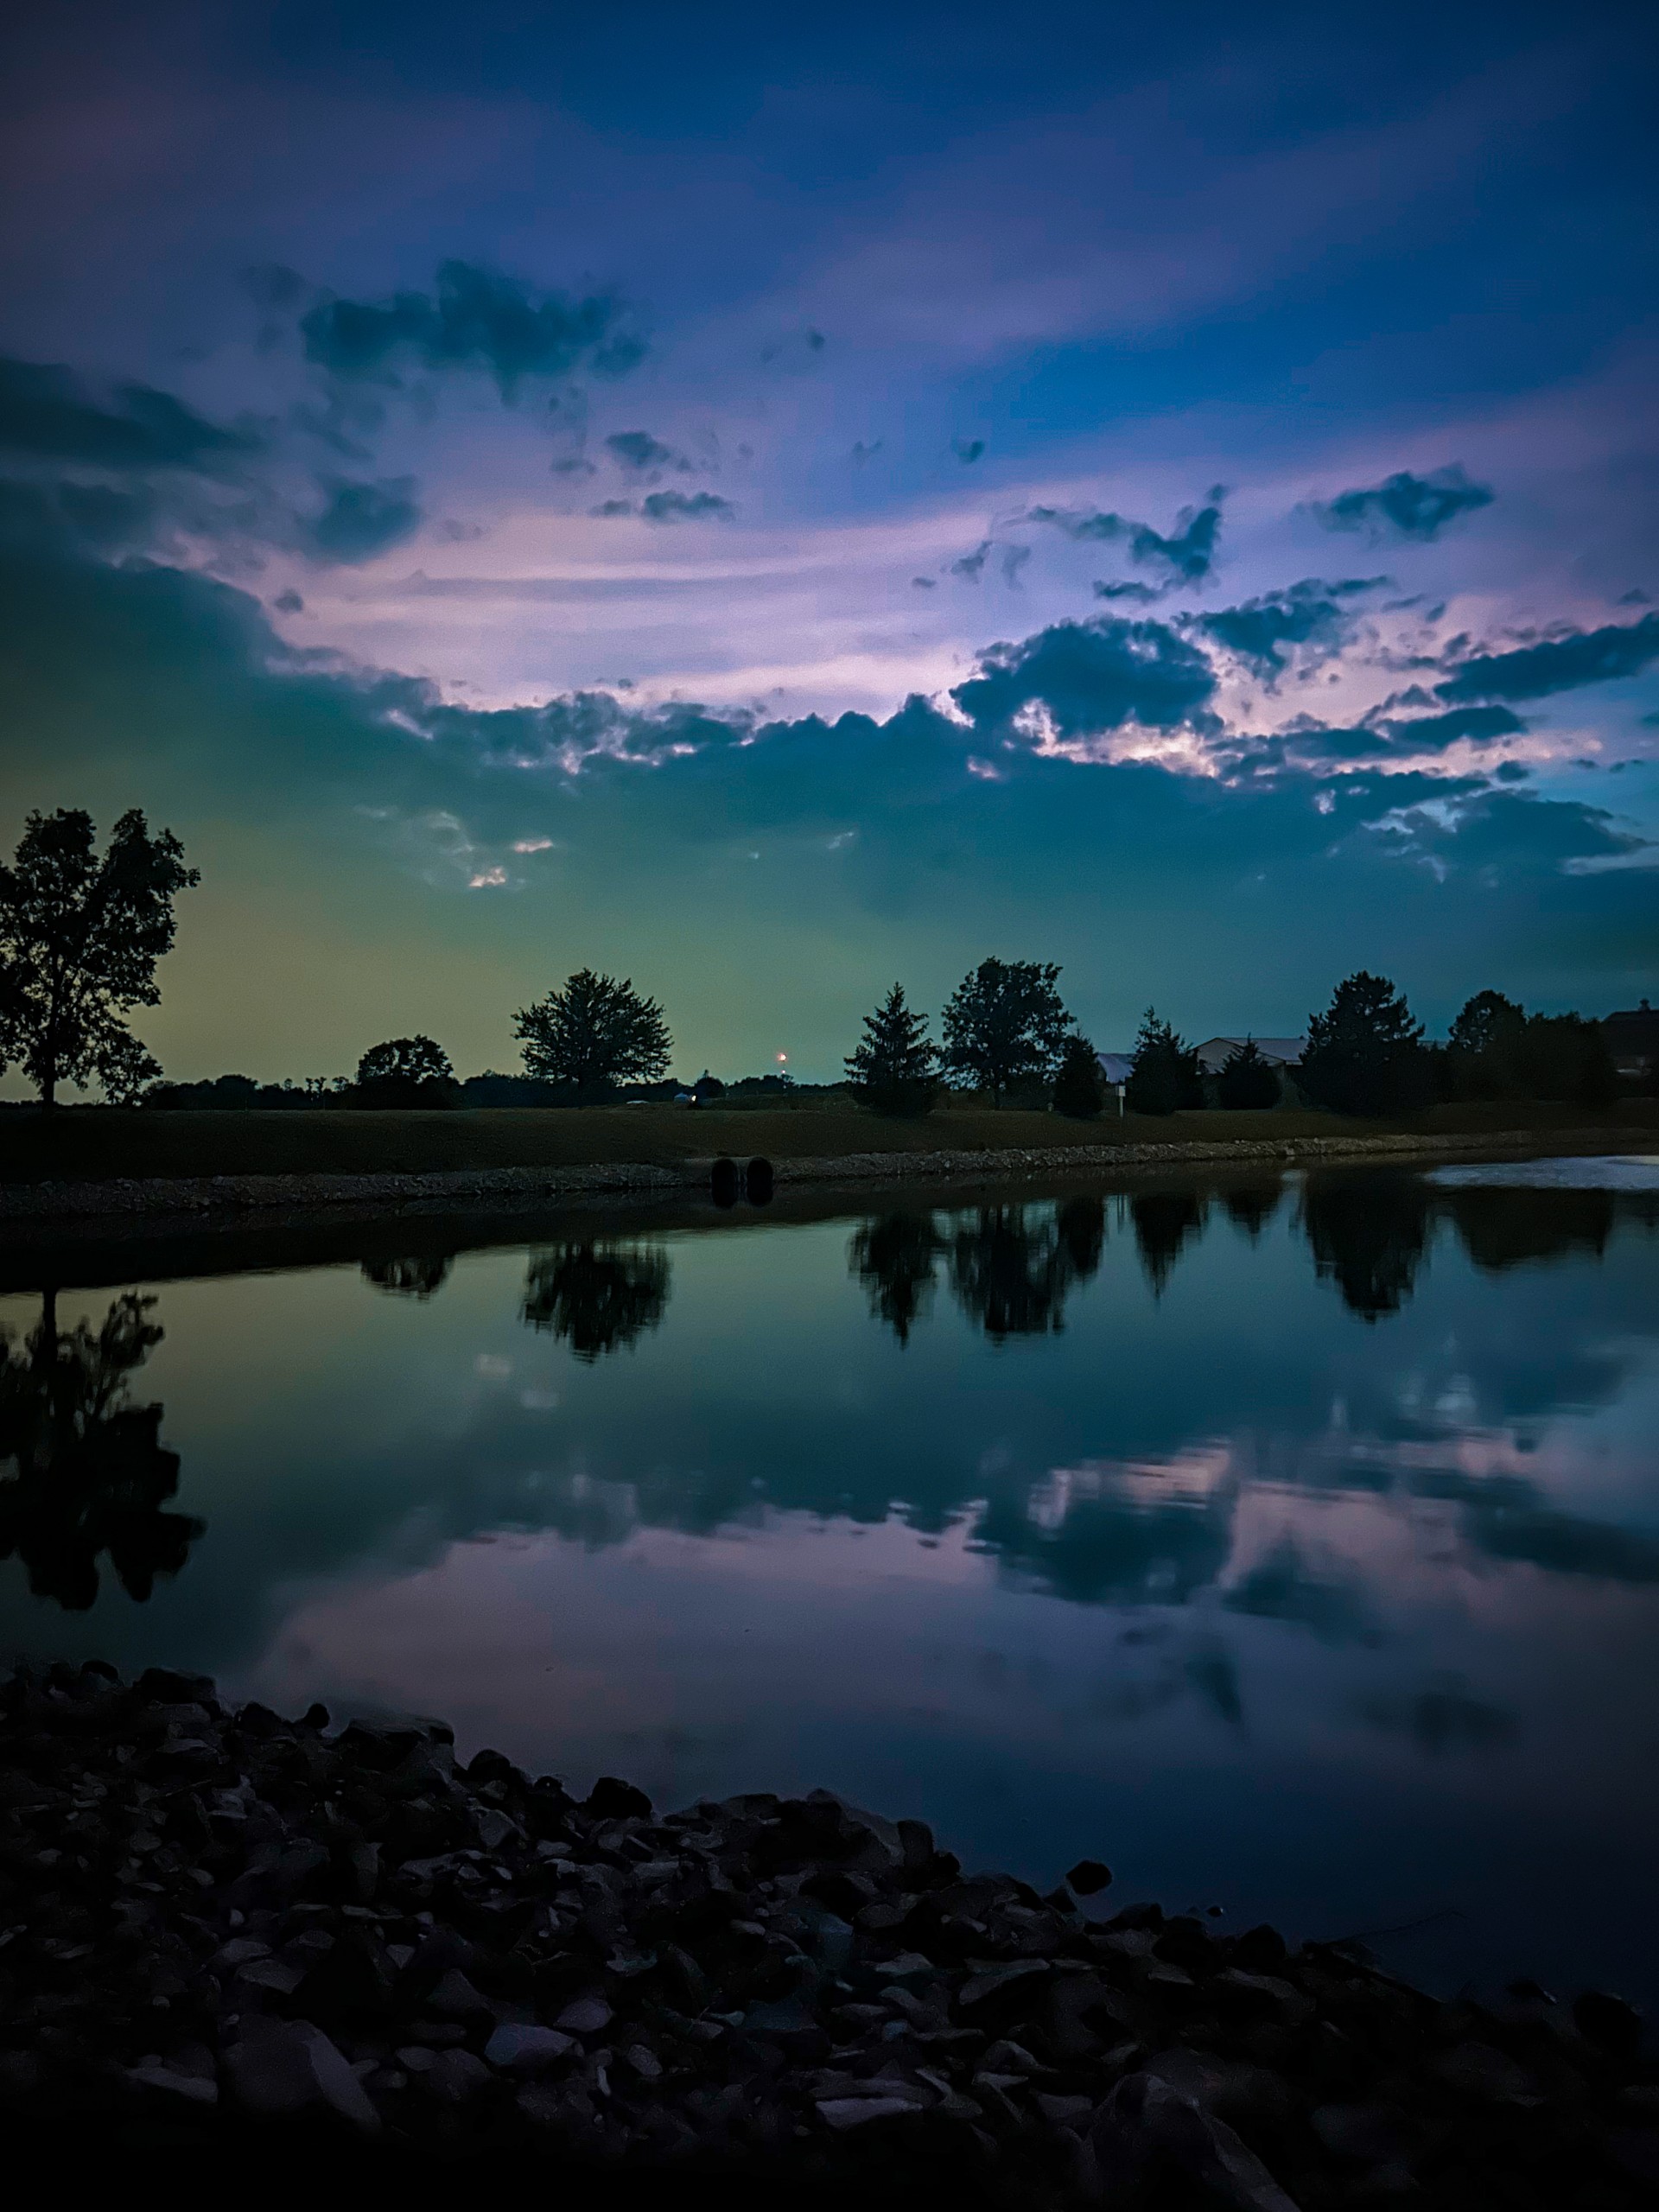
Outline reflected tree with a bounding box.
[849,1212,944,1345]
[1129,1189,1208,1298]
[0,1290,200,1609]
[361,1253,454,1299]
[1441,1189,1615,1274]
[1221,1181,1283,1242]
[947,1201,1107,1341]
[1301,1176,1432,1321]
[522,1242,671,1361]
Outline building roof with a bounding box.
[1096,1053,1134,1084]
[1195,1034,1306,1071]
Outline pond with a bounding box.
[3,1160,1657,2011]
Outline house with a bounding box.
[1603,1001,1659,1083]
[1194,1035,1306,1073]
[1096,1052,1135,1086]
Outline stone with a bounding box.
[958,1959,1051,2009]
[817,2095,925,2129]
[1067,1859,1114,1896]
[585,1777,652,1821]
[426,1967,491,2018]
[1311,2102,1425,2166]
[1089,2072,1300,2211]
[1431,2041,1538,2105]
[555,1996,613,2037]
[484,2024,575,2072]
[226,2018,381,2133]
[1573,1989,1643,2057]
[127,2062,218,2105]
[424,2048,493,2103]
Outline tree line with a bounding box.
[0,806,1639,1116]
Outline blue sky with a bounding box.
[1,0,1655,1082]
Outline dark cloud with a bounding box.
[590,498,635,517]
[638,490,734,522]
[1028,490,1224,586]
[1193,578,1378,675]
[1093,580,1160,604]
[1383,703,1527,748]
[1311,465,1494,542]
[0,356,254,473]
[1358,787,1649,874]
[1001,543,1031,588]
[952,437,986,463]
[950,541,991,581]
[299,260,644,396]
[605,429,683,474]
[950,613,1218,738]
[299,476,423,563]
[850,440,882,465]
[911,575,936,589]
[1434,612,1659,703]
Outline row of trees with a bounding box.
[0,809,1634,1116]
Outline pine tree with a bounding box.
[1125,1007,1204,1116]
[1217,1038,1281,1110]
[1052,1034,1105,1118]
[844,983,939,1117]
[1300,972,1429,1116]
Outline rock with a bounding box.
[1573,1989,1643,2057]
[1088,2072,1301,2210]
[484,2024,575,2072]
[958,1959,1051,2009]
[425,1967,491,2018]
[226,2018,381,2133]
[424,2048,493,2103]
[1143,2047,1291,2123]
[1311,2101,1425,2166]
[585,1776,652,1821]
[817,2095,925,2129]
[555,1996,613,2037]
[1430,2041,1538,2105]
[1067,1859,1114,1896]
[127,2062,219,2105]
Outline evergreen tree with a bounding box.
[939,957,1074,1103]
[1125,1007,1204,1116]
[1052,1034,1106,1118]
[515,969,672,1102]
[1445,989,1527,1099]
[1217,1037,1281,1110]
[844,983,940,1117]
[1300,971,1430,1116]
[0,808,197,1106]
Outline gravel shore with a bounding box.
[4,1662,1655,2206]
[3,1126,1648,1222]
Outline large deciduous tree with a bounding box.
[844,983,940,1117]
[939,957,1074,1104]
[515,969,671,1103]
[1299,971,1431,1116]
[351,1034,458,1108]
[0,809,197,1106]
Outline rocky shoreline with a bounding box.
[2,1125,1648,1222]
[4,1662,1655,2207]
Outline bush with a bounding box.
[1052,1036,1106,1119]
[1217,1039,1282,1110]
[1125,1008,1204,1116]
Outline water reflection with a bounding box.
[852,1195,1109,1345]
[849,1213,943,1344]
[0,1291,199,1610]
[362,1253,454,1299]
[522,1240,672,1360]
[1128,1189,1207,1297]
[1300,1175,1432,1321]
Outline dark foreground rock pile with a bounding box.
[3,1662,1656,2209]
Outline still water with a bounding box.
[3,1161,1657,2006]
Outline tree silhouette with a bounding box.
[844,984,939,1117]
[849,1212,945,1344]
[0,808,197,1105]
[940,958,1074,1103]
[0,1291,200,1608]
[1300,1175,1432,1320]
[1300,971,1430,1116]
[1216,1038,1281,1110]
[1221,1180,1284,1240]
[522,1242,671,1359]
[1125,1007,1204,1116]
[515,970,671,1102]
[1052,1036,1106,1118]
[361,1253,455,1298]
[947,1200,1107,1340]
[350,1035,457,1107]
[1129,1188,1208,1295]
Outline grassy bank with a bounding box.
[1,1096,1653,1185]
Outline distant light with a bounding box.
[775,1052,787,1064]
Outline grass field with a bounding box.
[1,1096,1653,1184]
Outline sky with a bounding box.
[1,0,1656,1086]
